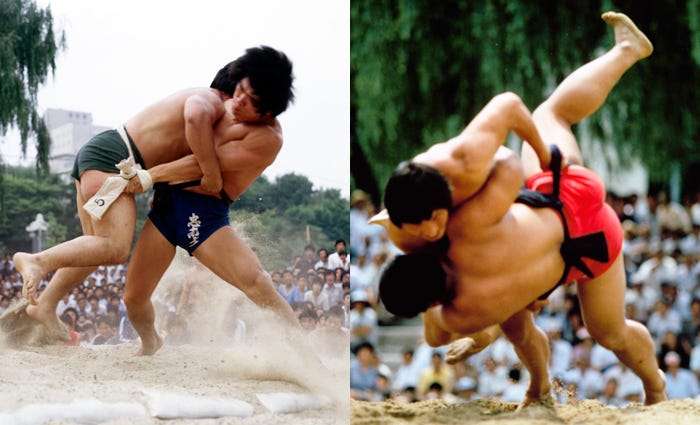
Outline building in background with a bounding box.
[44,108,109,177]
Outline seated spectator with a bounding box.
[59,312,80,346]
[597,378,624,407]
[500,367,528,403]
[91,316,120,345]
[314,248,329,270]
[417,351,455,398]
[349,290,378,351]
[391,348,420,393]
[327,239,350,271]
[665,351,700,399]
[296,244,317,273]
[278,270,302,305]
[299,308,319,333]
[454,376,479,402]
[351,342,379,401]
[304,277,330,312]
[321,270,343,308]
[165,316,194,346]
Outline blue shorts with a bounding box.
[148,184,230,255]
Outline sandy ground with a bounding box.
[350,398,700,424]
[0,252,350,424]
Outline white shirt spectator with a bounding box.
[647,302,683,341]
[550,339,573,379]
[590,343,619,372]
[666,368,700,399]
[304,289,329,311]
[327,251,350,271]
[689,342,700,377]
[563,364,604,399]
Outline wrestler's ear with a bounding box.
[400,209,448,241]
[423,208,448,241]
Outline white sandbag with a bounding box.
[256,392,331,414]
[2,398,147,425]
[143,389,254,419]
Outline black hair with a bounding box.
[210,45,295,117]
[379,253,447,318]
[335,239,346,247]
[352,341,375,355]
[299,308,318,322]
[384,162,452,227]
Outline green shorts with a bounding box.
[70,128,146,180]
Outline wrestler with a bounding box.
[377,12,667,405]
[122,85,292,355]
[11,46,293,336]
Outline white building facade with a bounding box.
[44,108,109,176]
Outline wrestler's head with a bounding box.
[211,45,295,117]
[379,253,447,318]
[383,161,451,242]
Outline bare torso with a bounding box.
[444,201,566,326]
[186,99,282,200]
[124,88,226,168]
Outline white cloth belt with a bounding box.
[82,126,153,220]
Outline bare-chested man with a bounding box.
[375,12,667,405]
[121,79,295,356]
[11,46,293,337]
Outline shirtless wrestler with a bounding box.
[376,13,667,405]
[11,46,292,337]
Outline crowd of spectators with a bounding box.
[0,238,351,348]
[349,188,700,405]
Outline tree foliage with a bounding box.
[0,0,64,173]
[0,168,78,254]
[351,0,700,204]
[231,173,349,259]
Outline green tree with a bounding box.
[351,0,700,203]
[232,173,348,241]
[0,0,65,173]
[0,168,78,253]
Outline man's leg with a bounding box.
[577,252,666,404]
[123,219,176,355]
[522,12,653,176]
[193,225,341,397]
[192,226,299,326]
[499,309,553,408]
[25,179,135,334]
[14,172,137,301]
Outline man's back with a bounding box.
[446,202,565,316]
[440,155,567,329]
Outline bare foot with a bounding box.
[602,11,653,59]
[25,303,70,342]
[135,331,164,356]
[14,252,45,305]
[518,393,555,411]
[644,369,668,405]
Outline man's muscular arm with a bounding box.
[417,92,550,206]
[215,130,282,171]
[422,306,454,347]
[183,92,224,193]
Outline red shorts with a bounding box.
[526,165,623,284]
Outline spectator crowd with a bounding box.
[0,238,351,349]
[349,188,700,405]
